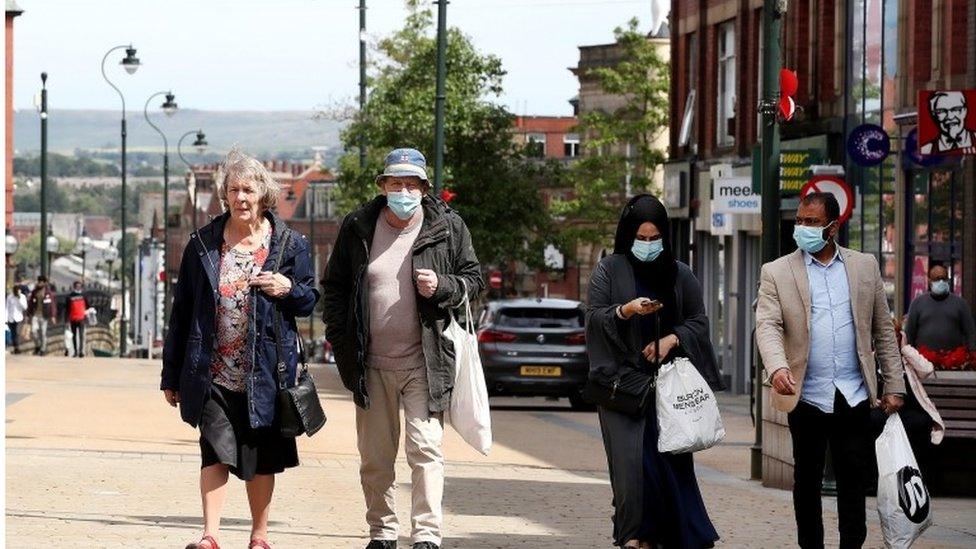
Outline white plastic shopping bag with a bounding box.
[876,413,932,548]
[444,281,492,455]
[655,357,725,453]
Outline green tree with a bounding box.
[333,1,554,268]
[552,18,670,250]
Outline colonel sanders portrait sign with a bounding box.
[918,90,976,155]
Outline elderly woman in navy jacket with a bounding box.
[161,150,318,549]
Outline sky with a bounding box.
[11,0,658,117]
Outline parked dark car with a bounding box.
[476,298,591,409]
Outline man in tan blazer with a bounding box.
[756,192,905,549]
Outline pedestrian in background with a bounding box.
[161,150,318,549]
[756,192,905,548]
[6,284,28,353]
[322,148,483,549]
[904,262,976,370]
[67,281,87,357]
[585,194,722,549]
[26,275,57,355]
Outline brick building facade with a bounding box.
[5,1,23,228]
[668,0,976,488]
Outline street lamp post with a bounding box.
[39,72,49,278]
[358,0,367,169]
[144,91,178,333]
[178,130,209,230]
[77,230,92,282]
[105,241,119,285]
[46,233,59,279]
[101,44,141,357]
[308,183,316,346]
[432,0,448,194]
[752,0,784,481]
[6,231,19,286]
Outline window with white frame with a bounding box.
[526,132,547,157]
[306,182,337,219]
[717,21,736,147]
[563,134,580,157]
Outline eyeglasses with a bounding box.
[933,106,966,119]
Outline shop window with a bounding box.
[908,169,964,307]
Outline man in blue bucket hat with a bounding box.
[323,148,484,549]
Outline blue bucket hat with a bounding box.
[376,148,429,183]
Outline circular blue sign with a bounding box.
[847,124,891,167]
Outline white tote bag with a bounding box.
[876,413,932,548]
[655,357,725,454]
[444,281,492,455]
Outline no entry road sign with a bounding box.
[800,175,854,224]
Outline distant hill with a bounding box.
[13,109,344,156]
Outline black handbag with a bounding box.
[271,229,327,438]
[582,309,660,417]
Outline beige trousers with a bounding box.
[356,366,444,545]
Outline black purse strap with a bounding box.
[271,229,294,391]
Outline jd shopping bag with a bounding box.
[444,282,492,455]
[876,412,932,548]
[656,357,725,454]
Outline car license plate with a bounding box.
[520,366,562,377]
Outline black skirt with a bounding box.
[199,383,299,481]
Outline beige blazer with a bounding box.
[755,246,905,413]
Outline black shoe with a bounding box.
[365,541,396,549]
[412,543,440,549]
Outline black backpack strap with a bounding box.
[272,229,293,391]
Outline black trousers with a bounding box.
[788,391,871,549]
[70,321,84,357]
[7,322,19,351]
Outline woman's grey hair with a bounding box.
[214,149,281,212]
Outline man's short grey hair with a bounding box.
[928,91,967,112]
[214,149,281,212]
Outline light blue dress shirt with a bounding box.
[801,250,868,413]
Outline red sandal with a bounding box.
[248,539,271,549]
[185,535,220,549]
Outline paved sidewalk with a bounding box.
[5,355,975,548]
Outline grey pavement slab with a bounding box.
[5,354,975,548]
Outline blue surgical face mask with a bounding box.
[931,279,950,296]
[386,190,422,220]
[631,239,664,262]
[793,222,834,254]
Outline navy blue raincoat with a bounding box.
[161,211,319,428]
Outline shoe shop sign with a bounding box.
[712,177,760,214]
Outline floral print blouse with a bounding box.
[211,231,272,392]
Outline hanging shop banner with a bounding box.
[800,175,854,224]
[847,124,891,166]
[917,90,976,155]
[779,149,824,195]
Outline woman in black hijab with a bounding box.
[586,194,723,548]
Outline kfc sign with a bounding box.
[918,90,976,155]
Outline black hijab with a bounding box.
[613,194,679,337]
